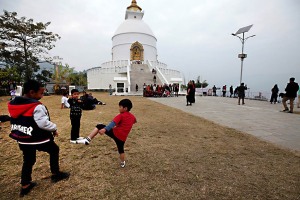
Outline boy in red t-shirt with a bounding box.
[77,99,137,168]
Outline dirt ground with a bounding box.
[0,93,299,200]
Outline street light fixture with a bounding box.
[232,24,256,85]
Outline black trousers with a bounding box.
[70,116,81,140]
[270,94,278,103]
[96,124,125,154]
[105,130,125,154]
[18,141,60,186]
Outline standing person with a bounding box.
[270,84,279,104]
[237,83,247,105]
[109,84,113,95]
[10,88,16,100]
[143,83,146,97]
[229,86,233,98]
[136,84,138,92]
[8,80,69,197]
[191,80,196,103]
[212,85,217,96]
[175,84,179,97]
[186,81,193,106]
[61,92,70,109]
[68,89,83,143]
[222,85,227,97]
[153,75,156,84]
[77,99,137,168]
[282,77,299,113]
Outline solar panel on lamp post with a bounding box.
[232,24,256,85]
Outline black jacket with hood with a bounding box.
[8,96,56,144]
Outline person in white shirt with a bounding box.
[61,92,70,109]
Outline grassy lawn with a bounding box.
[0,92,299,200]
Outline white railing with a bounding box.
[156,67,169,85]
[145,60,153,72]
[158,67,181,76]
[88,66,128,74]
[149,61,168,69]
[101,60,129,68]
[127,59,131,93]
[147,60,169,85]
[88,60,130,74]
[214,90,275,101]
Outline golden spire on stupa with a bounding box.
[127,0,142,12]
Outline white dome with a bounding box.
[113,19,156,39]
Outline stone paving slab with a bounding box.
[149,96,300,152]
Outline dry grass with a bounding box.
[0,93,299,200]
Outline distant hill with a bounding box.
[38,62,55,73]
[1,62,79,73]
[0,62,55,72]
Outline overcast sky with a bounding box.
[1,0,300,94]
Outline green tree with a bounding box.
[0,10,60,81]
[0,65,21,83]
[196,76,209,88]
[36,69,53,84]
[52,63,74,85]
[68,71,87,86]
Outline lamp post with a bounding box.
[232,24,255,85]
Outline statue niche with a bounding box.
[130,42,144,61]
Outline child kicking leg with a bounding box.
[77,99,137,168]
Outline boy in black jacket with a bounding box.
[8,80,69,197]
[68,89,83,143]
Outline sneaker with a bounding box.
[51,172,70,183]
[70,140,77,144]
[76,137,84,140]
[20,182,37,197]
[120,161,126,168]
[76,137,90,145]
[282,108,289,112]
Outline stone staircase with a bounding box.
[129,64,162,94]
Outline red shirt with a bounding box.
[113,112,136,141]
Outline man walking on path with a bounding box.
[282,77,299,113]
[237,83,247,105]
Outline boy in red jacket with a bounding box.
[8,80,69,197]
[77,99,137,168]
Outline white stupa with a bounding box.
[87,0,183,94]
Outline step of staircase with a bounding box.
[129,64,162,93]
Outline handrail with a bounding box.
[155,66,169,85]
[147,60,168,85]
[127,59,131,93]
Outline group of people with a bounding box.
[61,91,106,110]
[270,77,299,113]
[212,77,299,113]
[143,83,179,97]
[212,83,248,105]
[7,80,136,197]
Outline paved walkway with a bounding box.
[149,96,300,153]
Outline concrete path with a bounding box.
[149,96,300,153]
